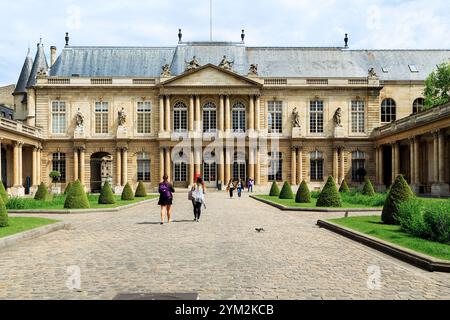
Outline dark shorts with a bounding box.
[158,197,173,206]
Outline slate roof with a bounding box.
[13,50,33,95]
[27,43,49,88]
[44,42,450,81]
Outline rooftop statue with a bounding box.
[292,107,301,128]
[118,107,127,126]
[185,56,200,72]
[248,64,258,76]
[368,67,378,80]
[161,64,171,77]
[333,108,342,127]
[219,55,234,71]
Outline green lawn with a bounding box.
[0,217,58,238]
[256,195,383,209]
[7,194,158,211]
[329,215,450,261]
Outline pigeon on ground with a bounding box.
[255,228,265,233]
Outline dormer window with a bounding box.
[409,64,419,72]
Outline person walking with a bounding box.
[191,177,205,222]
[237,179,243,198]
[248,178,254,193]
[226,179,235,198]
[158,175,175,225]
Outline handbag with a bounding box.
[188,188,194,201]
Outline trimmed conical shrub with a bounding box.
[64,180,90,209]
[362,178,376,197]
[269,181,280,197]
[0,197,8,227]
[296,180,311,203]
[135,181,147,197]
[121,183,135,201]
[317,176,342,208]
[339,180,350,193]
[0,181,8,204]
[279,182,294,199]
[34,182,49,200]
[382,175,414,225]
[64,182,73,195]
[98,181,116,204]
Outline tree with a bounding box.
[424,62,450,109]
[269,181,280,197]
[382,175,414,225]
[34,182,49,200]
[362,178,376,196]
[64,180,90,209]
[296,180,311,203]
[0,196,8,227]
[279,182,294,199]
[339,180,350,193]
[49,171,61,188]
[0,181,8,204]
[98,181,116,204]
[317,176,342,208]
[135,181,147,197]
[121,183,135,201]
[64,182,73,195]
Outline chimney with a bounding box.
[344,33,349,48]
[50,46,57,66]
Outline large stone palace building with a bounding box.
[1,33,449,196]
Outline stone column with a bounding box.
[122,148,128,185]
[165,147,171,182]
[414,138,420,185]
[32,147,38,186]
[248,147,255,180]
[248,96,254,131]
[255,95,261,131]
[438,130,446,183]
[225,148,231,184]
[379,146,384,186]
[18,143,23,187]
[165,95,171,133]
[159,148,165,180]
[297,147,303,183]
[13,142,19,186]
[194,147,202,177]
[219,148,225,186]
[291,147,297,185]
[189,95,195,132]
[159,96,165,133]
[255,148,261,185]
[432,130,449,196]
[375,147,379,184]
[391,142,398,183]
[116,148,122,186]
[225,95,231,131]
[73,148,79,182]
[195,95,201,132]
[79,147,86,187]
[433,131,439,183]
[339,147,345,184]
[333,147,339,181]
[219,95,224,132]
[409,138,415,184]
[37,147,41,185]
[189,148,195,186]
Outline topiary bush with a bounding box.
[296,180,311,203]
[279,182,294,199]
[64,182,73,195]
[0,197,8,227]
[0,181,8,204]
[269,181,280,197]
[339,180,350,193]
[98,181,116,205]
[64,180,90,209]
[316,176,342,208]
[362,178,376,197]
[381,175,414,225]
[135,181,147,197]
[121,183,135,201]
[34,182,49,200]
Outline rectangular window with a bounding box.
[351,100,365,133]
[268,101,283,133]
[137,159,151,182]
[310,100,324,133]
[95,102,109,134]
[52,101,66,134]
[174,163,187,182]
[352,159,366,182]
[268,152,283,181]
[137,102,152,134]
[310,159,324,181]
[52,153,66,182]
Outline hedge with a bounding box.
[316,176,342,208]
[98,181,116,204]
[362,178,376,197]
[34,182,49,200]
[381,175,414,225]
[64,180,90,209]
[121,183,135,201]
[269,181,280,197]
[0,181,8,204]
[64,182,73,195]
[339,180,350,193]
[0,197,8,227]
[279,182,294,199]
[135,181,147,197]
[296,180,311,203]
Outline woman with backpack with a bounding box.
[158,175,175,225]
[191,177,205,222]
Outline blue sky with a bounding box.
[1,0,450,85]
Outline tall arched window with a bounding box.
[268,152,282,181]
[232,102,246,133]
[381,98,396,123]
[351,151,366,182]
[412,98,425,114]
[310,151,324,181]
[203,102,217,133]
[173,102,188,132]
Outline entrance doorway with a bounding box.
[203,162,217,187]
[90,152,113,193]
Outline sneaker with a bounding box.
[160,222,164,225]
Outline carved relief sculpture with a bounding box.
[334,108,342,127]
[161,64,171,77]
[248,64,258,76]
[75,108,84,128]
[118,107,127,126]
[218,55,234,71]
[292,107,301,128]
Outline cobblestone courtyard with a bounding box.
[0,192,449,300]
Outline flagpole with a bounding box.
[210,0,213,41]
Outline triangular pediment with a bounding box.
[159,64,262,87]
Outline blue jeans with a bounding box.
[238,188,242,197]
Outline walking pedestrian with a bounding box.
[237,179,244,198]
[158,175,175,225]
[248,178,254,193]
[191,177,205,222]
[226,179,235,198]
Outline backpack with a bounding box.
[192,187,203,204]
[159,183,172,200]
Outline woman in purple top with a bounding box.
[158,175,175,225]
